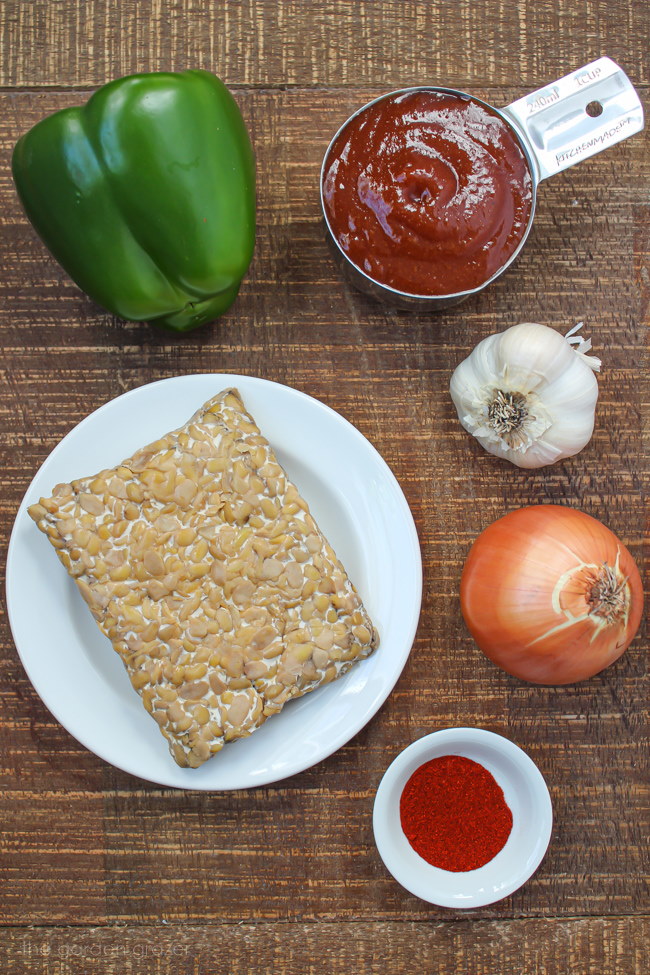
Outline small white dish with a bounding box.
[373,728,553,908]
[6,374,422,790]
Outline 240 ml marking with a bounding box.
[527,86,559,113]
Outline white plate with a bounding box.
[6,374,422,790]
[373,728,553,908]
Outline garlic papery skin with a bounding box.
[449,322,600,468]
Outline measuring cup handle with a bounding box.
[501,57,644,183]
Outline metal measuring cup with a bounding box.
[319,57,644,309]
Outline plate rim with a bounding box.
[6,373,423,790]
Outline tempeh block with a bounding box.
[28,389,379,768]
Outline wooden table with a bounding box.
[1,2,647,972]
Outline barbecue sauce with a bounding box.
[322,90,533,296]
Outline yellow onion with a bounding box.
[460,505,643,684]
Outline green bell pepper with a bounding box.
[12,70,256,332]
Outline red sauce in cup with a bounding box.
[322,90,534,297]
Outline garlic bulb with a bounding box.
[449,322,600,469]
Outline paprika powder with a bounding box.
[399,754,513,871]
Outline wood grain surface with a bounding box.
[0,1,648,973]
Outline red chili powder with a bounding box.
[399,754,513,871]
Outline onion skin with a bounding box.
[460,505,644,685]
